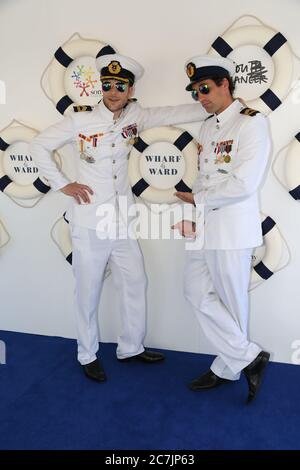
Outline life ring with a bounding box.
[208,23,293,114]
[0,123,52,200]
[0,80,6,105]
[284,132,300,200]
[250,214,283,289]
[0,219,10,249]
[128,126,198,204]
[48,35,106,115]
[52,213,73,265]
[51,214,111,278]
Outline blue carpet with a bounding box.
[0,330,299,450]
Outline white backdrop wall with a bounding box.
[1,0,300,364]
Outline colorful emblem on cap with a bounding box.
[108,61,122,75]
[186,62,196,79]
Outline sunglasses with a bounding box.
[191,83,210,101]
[101,81,128,93]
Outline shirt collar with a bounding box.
[97,100,115,121]
[215,99,242,125]
[97,100,127,122]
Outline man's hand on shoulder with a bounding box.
[174,191,195,205]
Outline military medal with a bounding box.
[122,123,138,145]
[214,140,233,165]
[80,152,95,163]
[197,143,203,155]
[224,141,233,163]
[84,155,96,163]
[78,132,104,164]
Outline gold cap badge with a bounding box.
[108,61,122,75]
[186,62,196,79]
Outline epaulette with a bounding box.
[73,105,94,112]
[240,107,260,117]
[204,114,214,121]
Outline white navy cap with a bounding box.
[96,45,144,85]
[185,55,236,91]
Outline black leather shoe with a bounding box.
[189,370,231,391]
[118,350,165,363]
[243,351,270,403]
[82,359,107,382]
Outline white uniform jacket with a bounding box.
[30,100,207,229]
[193,100,271,250]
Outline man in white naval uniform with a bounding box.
[30,46,208,382]
[175,56,271,402]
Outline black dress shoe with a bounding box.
[82,359,107,382]
[189,370,231,391]
[243,351,270,403]
[118,350,165,363]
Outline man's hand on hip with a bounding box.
[171,220,196,238]
[60,182,94,204]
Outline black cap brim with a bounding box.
[185,66,230,91]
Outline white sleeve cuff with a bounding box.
[49,176,71,192]
[194,190,205,206]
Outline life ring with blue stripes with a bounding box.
[49,36,106,115]
[284,132,300,201]
[0,219,10,249]
[0,124,51,200]
[208,24,293,114]
[128,126,198,204]
[51,214,111,278]
[54,213,73,265]
[250,214,283,289]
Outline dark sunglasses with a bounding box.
[101,81,128,93]
[191,83,210,101]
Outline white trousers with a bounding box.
[71,224,147,365]
[184,248,261,380]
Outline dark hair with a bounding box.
[211,76,235,96]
